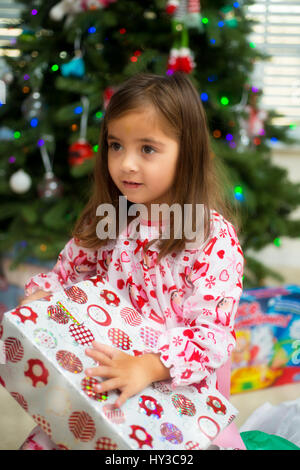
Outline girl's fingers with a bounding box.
[94,377,122,394]
[85,348,112,366]
[91,342,115,358]
[85,365,113,378]
[115,389,131,408]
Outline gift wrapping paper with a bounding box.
[231,284,300,394]
[0,275,238,450]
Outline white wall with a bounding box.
[247,145,300,286]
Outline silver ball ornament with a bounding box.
[21,91,46,120]
[37,172,63,200]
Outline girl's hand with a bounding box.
[84,342,170,407]
[18,290,50,306]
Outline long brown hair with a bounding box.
[73,72,241,264]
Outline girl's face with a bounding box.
[107,106,179,217]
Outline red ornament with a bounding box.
[103,86,117,109]
[179,55,194,73]
[68,139,94,166]
[166,0,179,15]
[167,48,196,74]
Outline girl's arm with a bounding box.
[19,289,51,305]
[24,238,99,297]
[154,225,244,389]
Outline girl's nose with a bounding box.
[120,153,139,172]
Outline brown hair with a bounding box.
[73,71,241,263]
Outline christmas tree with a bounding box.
[1,0,300,288]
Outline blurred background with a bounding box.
[0,0,299,450]
[1,0,300,300]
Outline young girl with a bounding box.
[20,72,245,450]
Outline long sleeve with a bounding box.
[24,238,98,295]
[156,216,244,389]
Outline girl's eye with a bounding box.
[143,145,155,155]
[108,142,121,151]
[108,142,156,155]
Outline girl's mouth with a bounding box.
[123,181,143,189]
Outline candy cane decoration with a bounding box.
[56,302,80,325]
[188,0,200,14]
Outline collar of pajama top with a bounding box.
[116,215,203,255]
[113,216,214,266]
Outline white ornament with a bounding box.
[49,0,82,22]
[9,169,32,193]
[49,0,114,23]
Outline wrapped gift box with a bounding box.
[231,284,300,394]
[0,275,238,450]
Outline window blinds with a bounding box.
[0,0,22,59]
[246,0,300,140]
